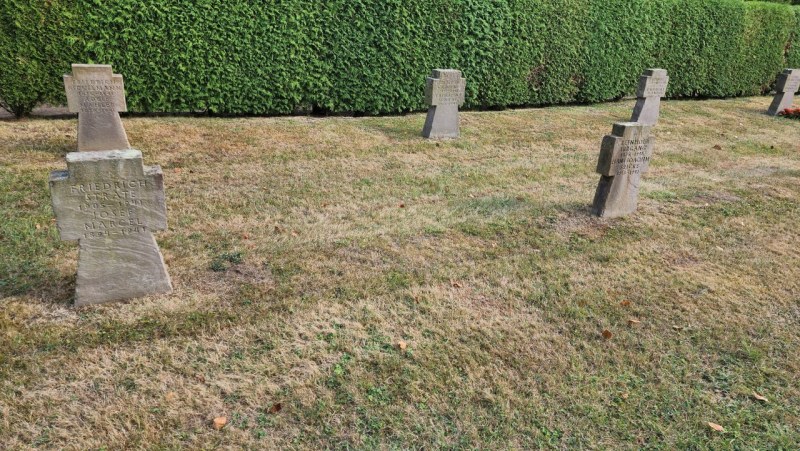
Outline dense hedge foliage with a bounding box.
[790,7,800,67]
[0,0,797,116]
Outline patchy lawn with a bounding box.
[0,97,799,449]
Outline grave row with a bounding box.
[51,64,800,306]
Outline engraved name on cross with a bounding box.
[592,122,655,218]
[50,149,172,306]
[767,69,800,116]
[64,64,131,151]
[630,69,669,125]
[422,69,467,139]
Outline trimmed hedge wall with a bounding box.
[790,6,800,67]
[0,0,797,116]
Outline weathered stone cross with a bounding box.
[767,69,800,116]
[64,64,131,151]
[592,122,654,218]
[630,69,669,125]
[423,69,467,139]
[50,149,172,306]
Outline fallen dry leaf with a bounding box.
[602,329,613,340]
[707,422,724,432]
[628,319,641,326]
[753,392,768,403]
[397,340,408,351]
[621,393,629,400]
[268,403,282,414]
[620,300,631,307]
[35,223,41,230]
[213,416,227,430]
[713,145,723,150]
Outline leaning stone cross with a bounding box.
[767,69,800,116]
[50,149,172,306]
[592,122,655,218]
[64,64,131,151]
[630,69,669,125]
[422,69,467,139]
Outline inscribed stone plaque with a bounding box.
[630,69,669,125]
[422,69,467,139]
[64,64,131,151]
[50,149,172,306]
[592,122,655,218]
[767,69,800,116]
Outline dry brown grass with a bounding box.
[1,96,799,449]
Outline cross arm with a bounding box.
[63,75,81,113]
[49,170,84,241]
[596,136,622,176]
[112,74,129,112]
[424,77,440,106]
[142,166,167,232]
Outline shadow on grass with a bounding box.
[359,120,425,142]
[1,262,75,306]
[553,201,595,219]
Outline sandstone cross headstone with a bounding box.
[422,69,466,139]
[592,122,654,218]
[630,69,669,125]
[64,64,131,152]
[50,149,172,306]
[767,69,800,116]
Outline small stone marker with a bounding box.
[767,69,800,116]
[422,69,466,139]
[64,64,131,152]
[50,149,172,306]
[630,69,669,125]
[592,122,654,218]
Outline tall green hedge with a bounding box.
[0,0,797,117]
[790,6,800,67]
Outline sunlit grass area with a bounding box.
[1,96,799,449]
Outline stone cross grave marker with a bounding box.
[50,149,172,306]
[64,64,131,152]
[767,69,800,116]
[630,69,669,125]
[592,122,655,218]
[422,69,466,139]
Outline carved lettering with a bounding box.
[643,78,668,98]
[784,76,800,93]
[65,77,125,113]
[612,136,653,176]
[65,178,151,240]
[431,84,465,106]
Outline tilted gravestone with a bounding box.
[64,64,131,152]
[50,149,172,306]
[630,69,669,125]
[592,122,654,218]
[767,69,800,116]
[422,69,466,139]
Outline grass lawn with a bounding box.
[1,96,799,449]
